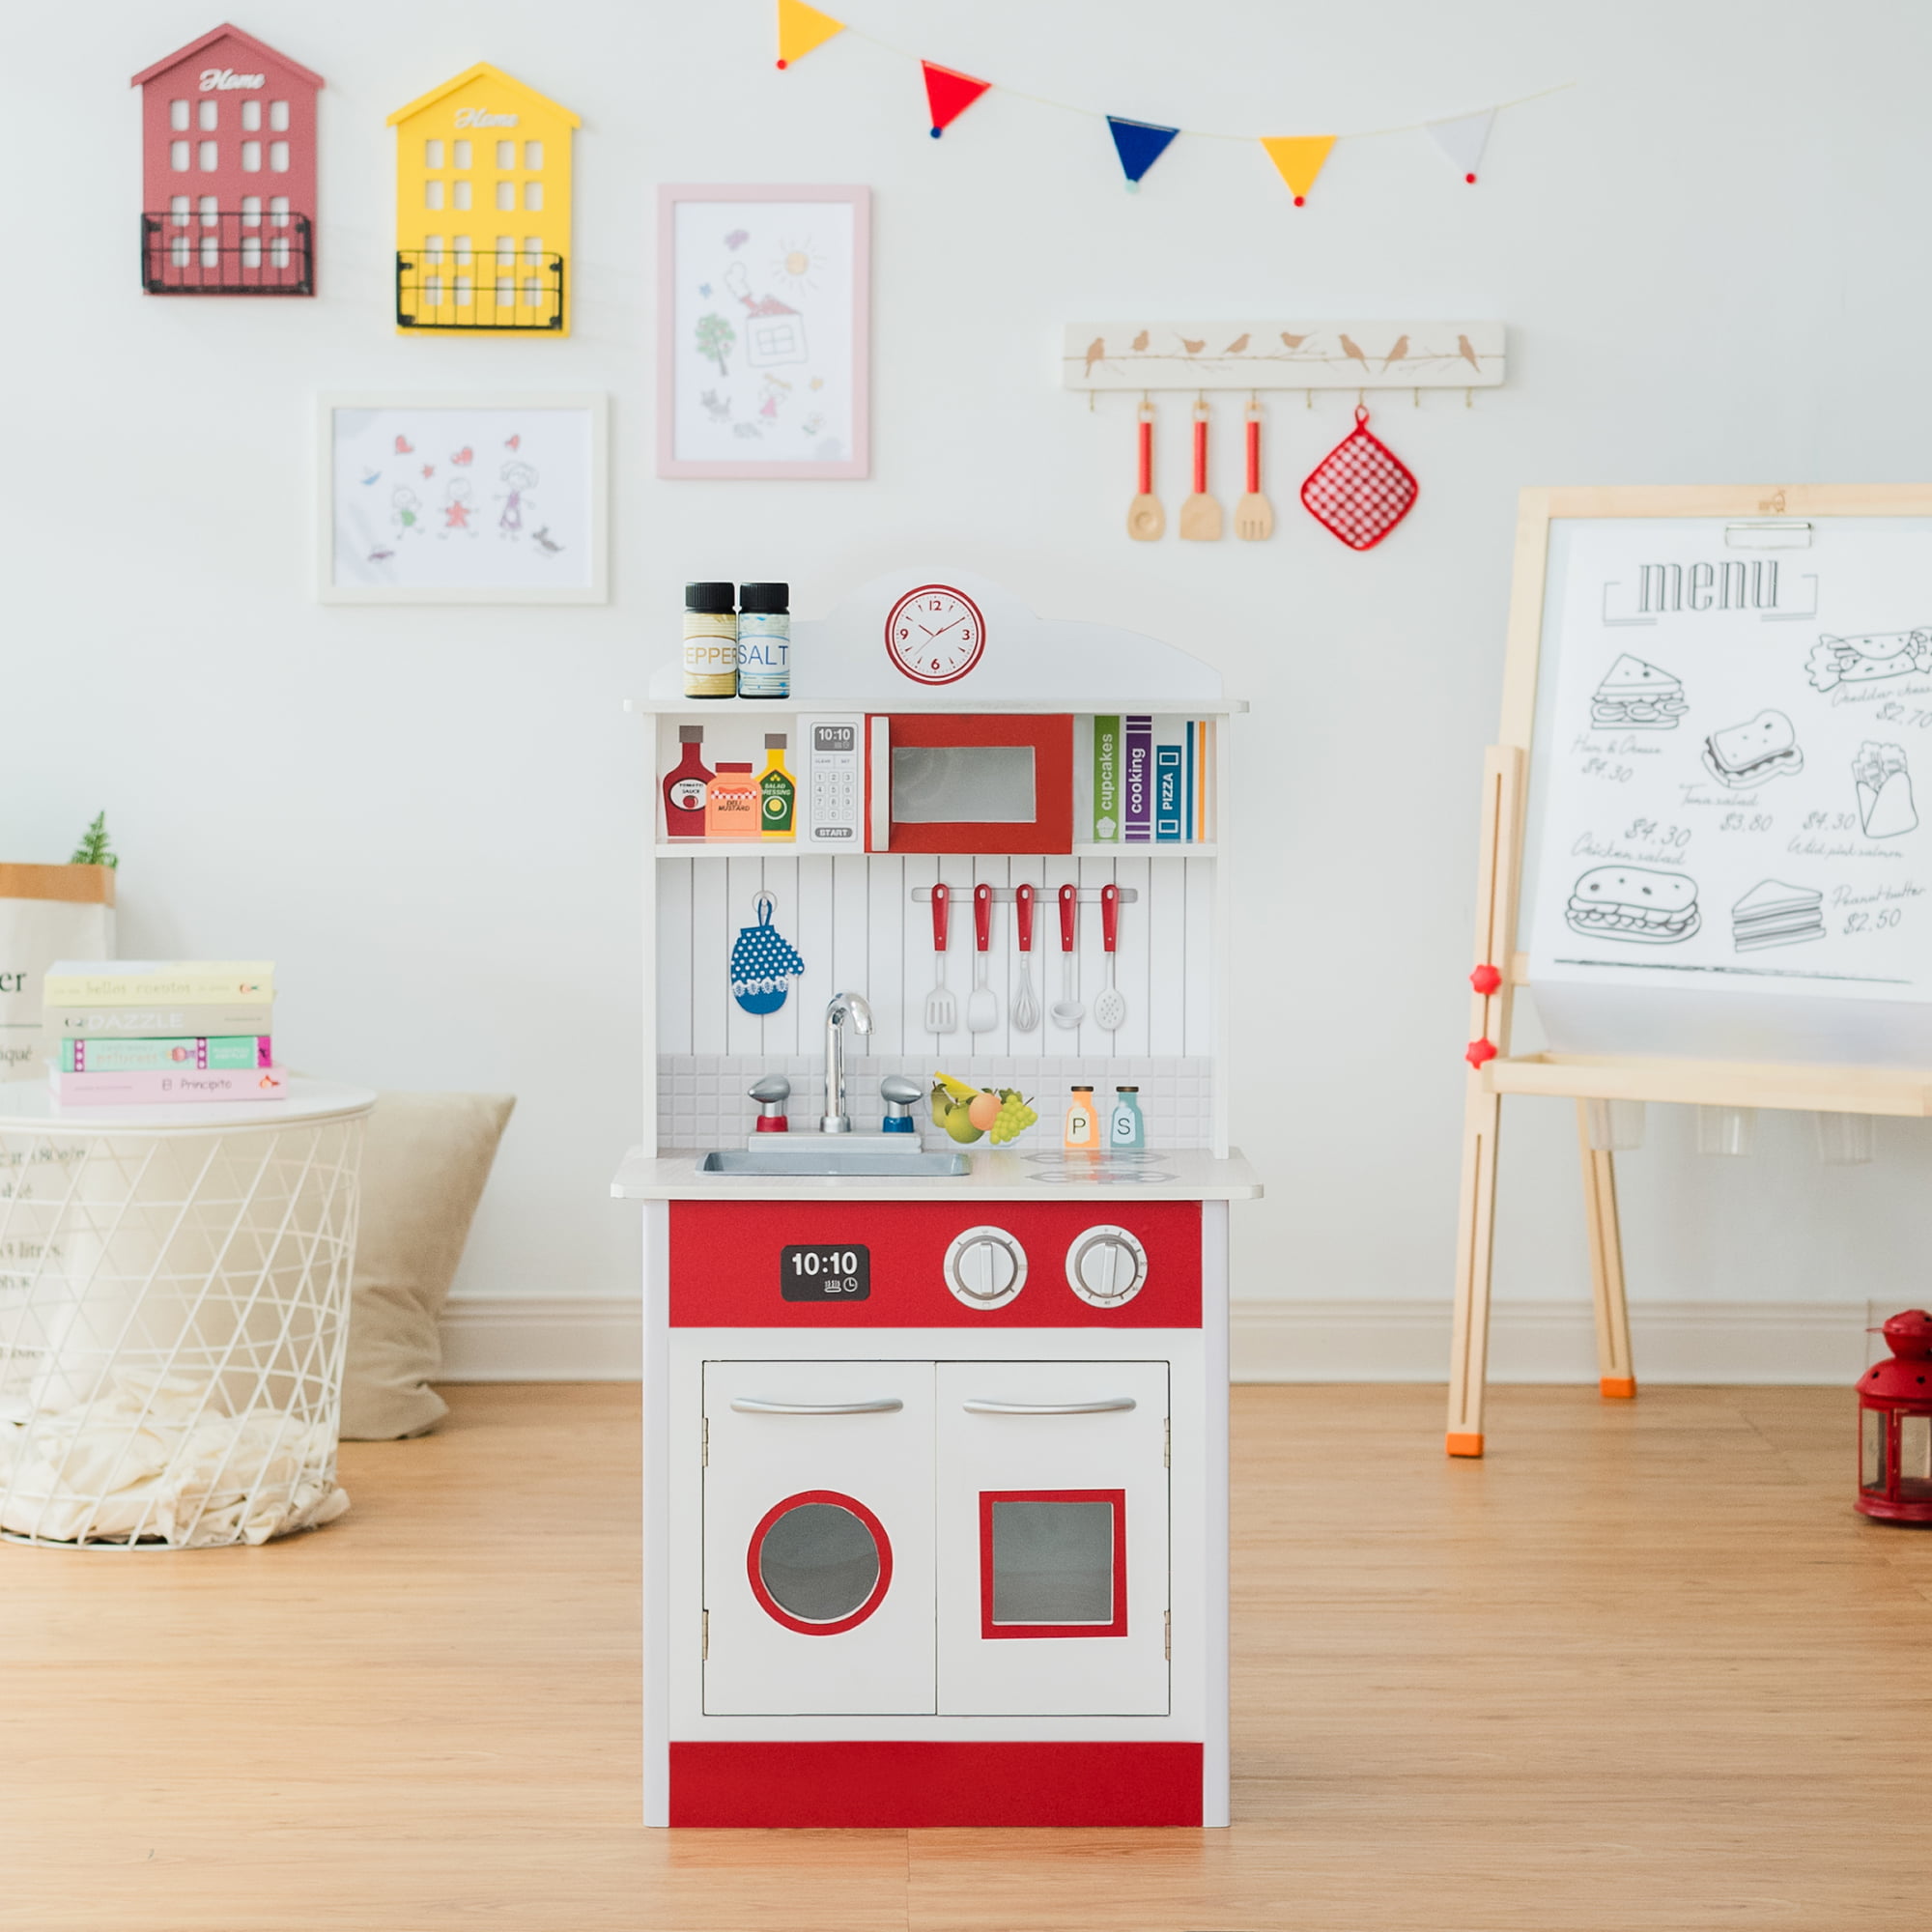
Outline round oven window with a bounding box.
[747,1491,893,1634]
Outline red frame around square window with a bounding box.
[881,714,1073,854]
[978,1489,1127,1639]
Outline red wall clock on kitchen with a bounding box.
[886,585,986,684]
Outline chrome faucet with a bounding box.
[821,991,873,1134]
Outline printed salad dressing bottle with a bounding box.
[758,733,796,839]
[1064,1085,1099,1151]
[662,726,713,840]
[705,763,759,838]
[683,582,738,698]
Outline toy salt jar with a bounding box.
[1857,1310,1932,1523]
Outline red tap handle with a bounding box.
[1100,882,1120,952]
[1058,881,1078,952]
[1245,412,1261,494]
[974,881,992,952]
[1136,415,1153,496]
[930,881,950,952]
[1015,881,1037,952]
[1192,411,1208,494]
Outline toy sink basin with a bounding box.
[697,1145,970,1178]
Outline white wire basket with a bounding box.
[0,1102,367,1549]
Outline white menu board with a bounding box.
[1523,517,1932,1065]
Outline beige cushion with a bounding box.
[339,1092,516,1441]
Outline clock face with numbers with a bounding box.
[885,585,986,685]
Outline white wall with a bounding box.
[10,0,1932,1338]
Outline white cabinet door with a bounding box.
[702,1360,936,1715]
[934,1361,1170,1716]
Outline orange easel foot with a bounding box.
[1445,1432,1485,1458]
[1600,1377,1637,1400]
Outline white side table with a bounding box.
[0,1078,376,1548]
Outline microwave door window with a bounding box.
[891,746,1036,824]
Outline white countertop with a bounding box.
[0,1076,377,1132]
[610,1145,1263,1203]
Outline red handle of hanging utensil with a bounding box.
[1137,416,1152,496]
[1058,881,1078,952]
[974,882,992,952]
[1245,415,1261,494]
[1192,413,1208,494]
[1014,881,1036,952]
[1100,882,1120,953]
[930,881,950,952]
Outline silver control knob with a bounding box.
[944,1225,1028,1309]
[1065,1225,1148,1307]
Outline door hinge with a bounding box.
[1164,1609,1172,1662]
[701,1417,709,1467]
[702,1609,709,1660]
[1163,1417,1171,1468]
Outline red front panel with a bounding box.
[669,1741,1203,1827]
[669,1200,1200,1327]
[881,713,1074,854]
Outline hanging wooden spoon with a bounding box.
[1126,401,1164,541]
[1178,399,1222,541]
[1235,402,1275,540]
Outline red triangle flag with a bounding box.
[922,60,990,137]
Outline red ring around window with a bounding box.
[746,1489,894,1635]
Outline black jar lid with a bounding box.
[685,582,736,613]
[739,582,790,613]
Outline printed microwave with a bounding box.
[798,714,1074,854]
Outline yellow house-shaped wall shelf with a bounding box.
[387,63,578,334]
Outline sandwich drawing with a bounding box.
[1565,867,1701,944]
[1805,630,1932,694]
[1701,709,1804,788]
[1730,879,1825,952]
[1853,741,1918,838]
[1590,654,1687,729]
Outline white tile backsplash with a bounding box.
[658,1053,1213,1151]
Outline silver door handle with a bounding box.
[728,1397,904,1414]
[961,1397,1138,1415]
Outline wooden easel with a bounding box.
[1448,484,1932,1457]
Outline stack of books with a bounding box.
[1087,715,1217,844]
[43,962,283,1106]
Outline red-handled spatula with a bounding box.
[1179,401,1223,541]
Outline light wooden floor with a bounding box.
[7,1382,1929,1931]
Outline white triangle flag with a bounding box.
[1426,108,1493,182]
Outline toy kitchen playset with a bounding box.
[612,571,1260,1829]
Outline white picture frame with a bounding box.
[317,392,609,604]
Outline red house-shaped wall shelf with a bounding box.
[130,24,322,295]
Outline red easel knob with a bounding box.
[1469,963,1502,995]
[1464,1038,1498,1068]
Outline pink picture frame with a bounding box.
[656,185,870,480]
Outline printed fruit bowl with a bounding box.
[929,1072,1039,1147]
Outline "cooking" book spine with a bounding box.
[49,1066,288,1106]
[1122,716,1153,843]
[64,1037,271,1073]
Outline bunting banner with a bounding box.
[1106,116,1179,191]
[775,0,845,70]
[773,5,1567,202]
[922,59,991,137]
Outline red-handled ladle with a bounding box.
[1093,882,1126,1031]
[1049,881,1085,1029]
[1011,882,1040,1032]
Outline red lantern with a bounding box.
[1857,1310,1932,1523]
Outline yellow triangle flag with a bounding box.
[777,0,844,69]
[1260,135,1336,205]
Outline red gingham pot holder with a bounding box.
[1300,406,1418,550]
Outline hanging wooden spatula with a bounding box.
[1126,402,1163,541]
[1179,400,1222,541]
[1235,402,1275,540]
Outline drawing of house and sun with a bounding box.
[668,196,859,470]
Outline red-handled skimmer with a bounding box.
[1093,882,1126,1031]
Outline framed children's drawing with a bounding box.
[656,185,870,480]
[317,392,608,604]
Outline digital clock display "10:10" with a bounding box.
[780,1243,870,1300]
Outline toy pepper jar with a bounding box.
[1857,1310,1932,1523]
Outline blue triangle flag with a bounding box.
[1107,115,1179,189]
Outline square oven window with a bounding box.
[980,1490,1125,1638]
